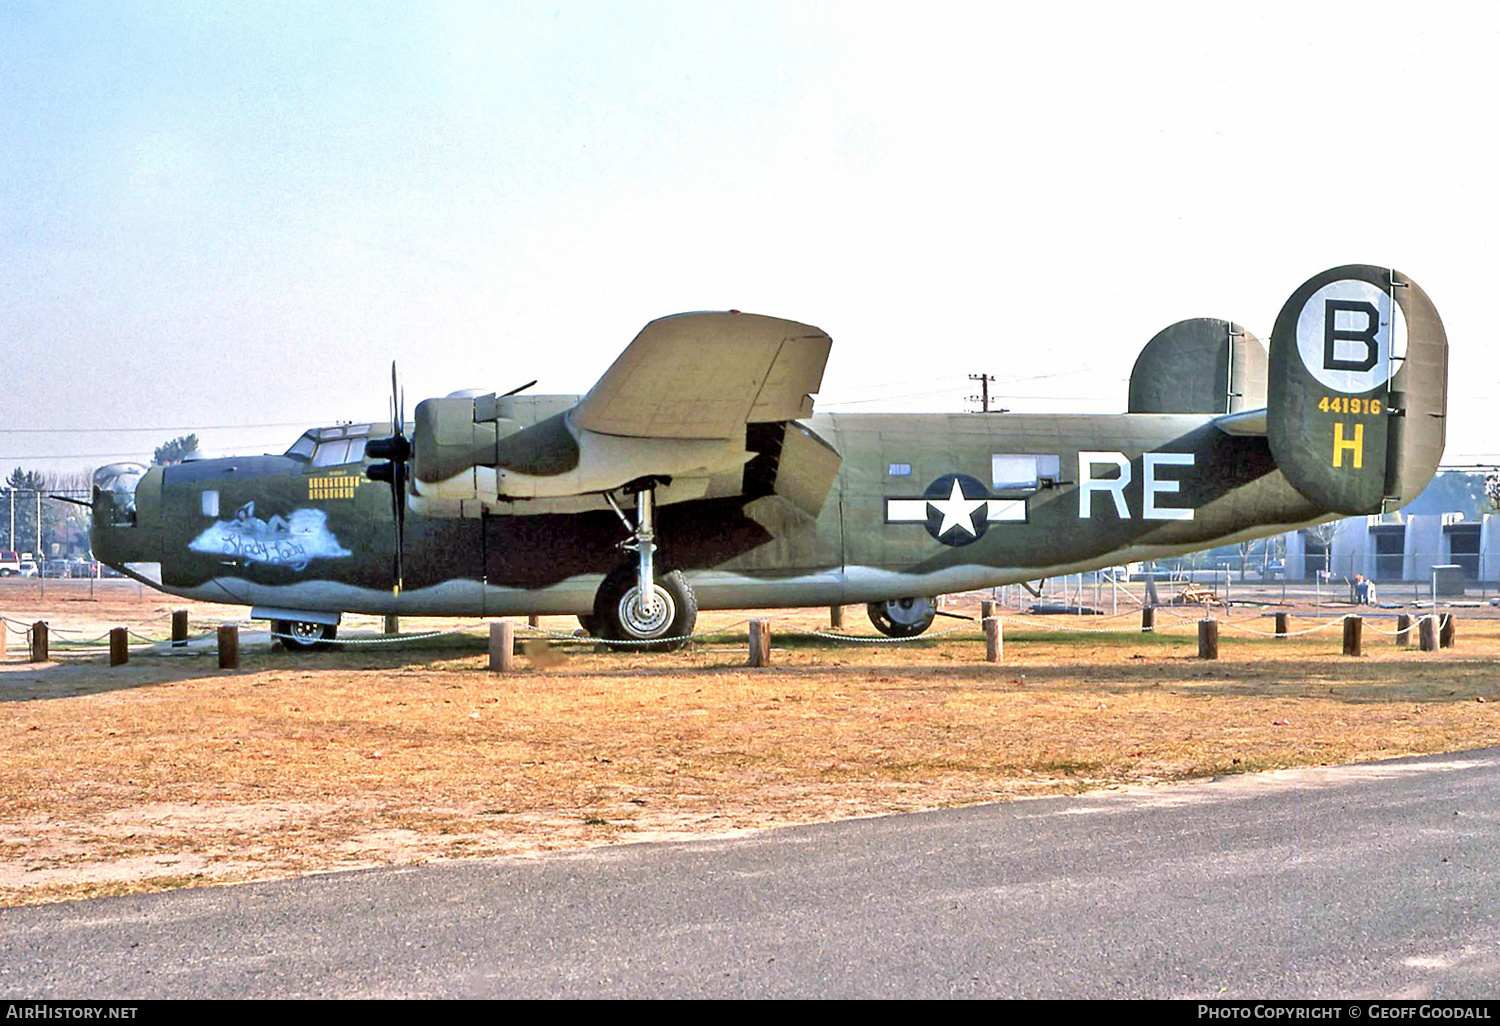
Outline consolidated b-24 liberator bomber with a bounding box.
[89,264,1447,649]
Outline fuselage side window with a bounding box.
[992,454,1063,492]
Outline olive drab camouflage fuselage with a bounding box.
[90,266,1448,639]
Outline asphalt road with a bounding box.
[3,749,1498,999]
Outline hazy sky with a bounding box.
[4,1,1498,473]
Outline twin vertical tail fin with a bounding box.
[1266,265,1448,515]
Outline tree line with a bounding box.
[0,434,200,556]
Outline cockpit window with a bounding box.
[286,424,372,466]
[286,434,316,460]
[311,437,367,467]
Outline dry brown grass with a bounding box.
[1,582,1497,906]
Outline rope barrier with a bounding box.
[265,627,471,646]
[1362,613,1450,637]
[1211,616,1349,638]
[510,617,757,647]
[775,622,975,643]
[0,603,1473,657]
[998,614,1163,635]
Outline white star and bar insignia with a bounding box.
[885,473,1026,546]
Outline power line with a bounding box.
[0,421,315,434]
[0,440,290,460]
[817,388,966,407]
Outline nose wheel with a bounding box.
[273,619,339,651]
[867,596,937,638]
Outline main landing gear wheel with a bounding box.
[867,596,938,638]
[593,565,698,651]
[274,620,338,651]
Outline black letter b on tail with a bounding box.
[1323,299,1380,371]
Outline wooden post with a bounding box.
[1419,615,1438,652]
[217,625,239,670]
[383,614,400,635]
[1197,618,1218,660]
[171,609,188,647]
[981,600,1001,663]
[829,605,844,629]
[1342,615,1362,657]
[29,621,47,662]
[489,621,515,672]
[1141,607,1155,633]
[109,627,128,666]
[748,618,771,667]
[527,613,540,629]
[1274,612,1289,638]
[1440,615,1456,649]
[0,618,6,660]
[1396,613,1411,648]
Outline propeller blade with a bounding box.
[365,360,410,596]
[392,459,406,594]
[501,379,538,397]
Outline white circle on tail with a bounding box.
[1295,279,1404,394]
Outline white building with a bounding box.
[1284,512,1494,585]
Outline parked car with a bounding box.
[0,551,37,577]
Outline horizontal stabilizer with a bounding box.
[571,312,831,440]
[1212,407,1267,436]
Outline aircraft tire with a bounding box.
[274,619,338,652]
[594,566,697,651]
[866,597,937,638]
[577,613,604,636]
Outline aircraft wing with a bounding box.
[570,312,832,440]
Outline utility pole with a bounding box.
[967,373,1008,414]
[968,373,994,412]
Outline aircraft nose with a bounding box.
[89,462,161,567]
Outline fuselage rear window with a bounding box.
[992,454,1062,491]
